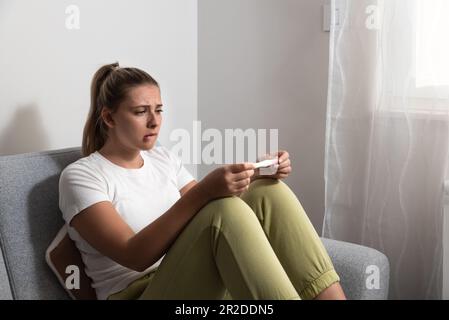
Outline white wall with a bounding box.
[0,0,198,177]
[198,0,330,231]
[1,0,331,230]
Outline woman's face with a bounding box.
[105,84,163,151]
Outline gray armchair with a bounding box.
[0,147,389,299]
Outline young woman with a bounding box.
[59,62,346,300]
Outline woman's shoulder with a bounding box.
[60,152,104,181]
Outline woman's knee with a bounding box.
[241,179,307,221]
[244,178,293,203]
[199,196,259,225]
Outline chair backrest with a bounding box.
[0,245,12,299]
[0,147,83,299]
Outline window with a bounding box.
[380,0,449,113]
[416,0,449,88]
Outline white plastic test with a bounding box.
[253,158,278,169]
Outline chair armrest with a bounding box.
[321,237,390,300]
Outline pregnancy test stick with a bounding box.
[253,158,278,169]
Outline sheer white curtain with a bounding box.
[323,0,449,299]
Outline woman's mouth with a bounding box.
[144,133,157,140]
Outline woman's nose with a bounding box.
[147,115,160,127]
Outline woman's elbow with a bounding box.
[126,259,158,272]
[122,241,159,272]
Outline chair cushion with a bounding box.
[45,225,97,299]
[321,237,390,300]
[0,245,12,299]
[0,147,83,299]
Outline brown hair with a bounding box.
[82,62,159,156]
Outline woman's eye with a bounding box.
[135,109,163,115]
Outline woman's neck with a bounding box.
[98,141,144,169]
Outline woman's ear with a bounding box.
[101,107,115,129]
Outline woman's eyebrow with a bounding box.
[130,104,163,109]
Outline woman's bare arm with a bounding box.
[70,180,211,272]
[180,180,197,197]
[70,163,254,272]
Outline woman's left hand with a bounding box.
[273,150,292,179]
[252,150,292,181]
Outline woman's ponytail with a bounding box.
[81,62,158,156]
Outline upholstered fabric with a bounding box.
[322,238,390,299]
[0,147,82,299]
[0,245,12,299]
[0,146,390,300]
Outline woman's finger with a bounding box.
[233,178,251,189]
[230,162,254,173]
[277,159,291,169]
[233,169,254,181]
[277,170,291,176]
[278,150,289,163]
[277,166,292,174]
[235,184,250,194]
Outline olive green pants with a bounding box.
[108,179,340,300]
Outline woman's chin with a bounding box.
[141,140,157,149]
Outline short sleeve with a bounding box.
[165,148,195,190]
[59,163,110,225]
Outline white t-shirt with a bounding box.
[58,145,195,300]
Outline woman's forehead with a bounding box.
[125,85,161,106]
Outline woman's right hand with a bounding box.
[198,163,255,200]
